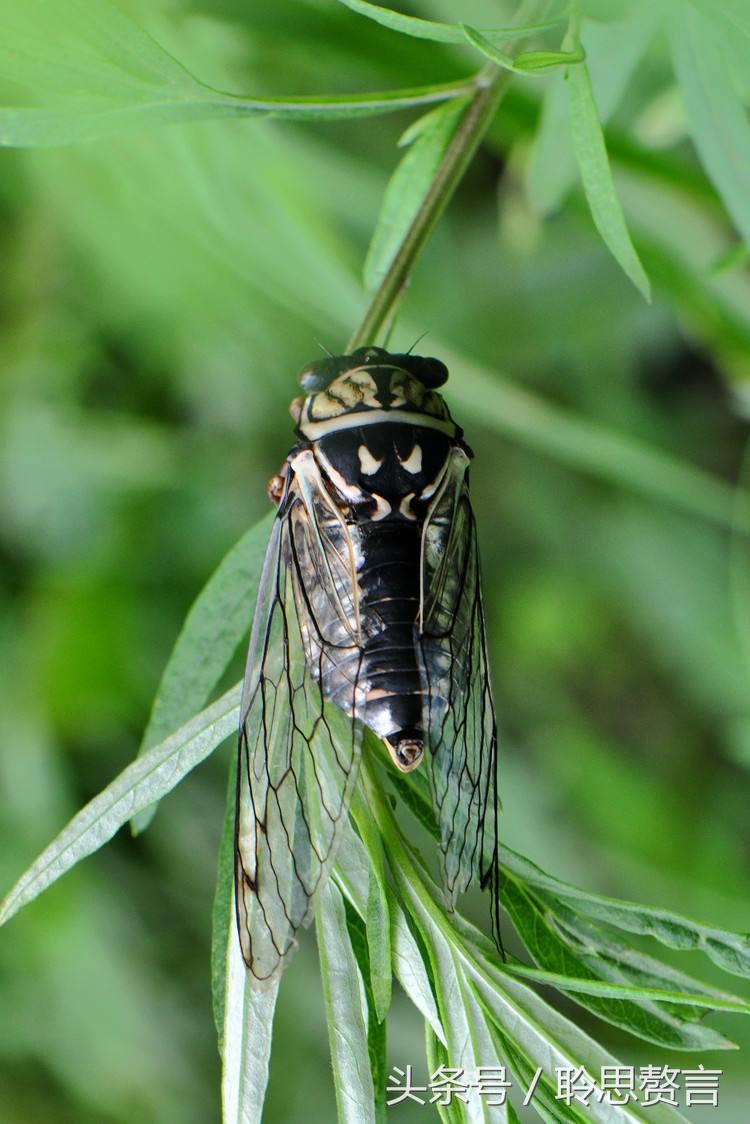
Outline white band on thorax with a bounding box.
[300,408,457,442]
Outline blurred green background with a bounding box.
[1,0,749,1120]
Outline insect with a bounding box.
[235,346,499,981]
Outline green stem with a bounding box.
[346,61,508,351]
[345,0,557,351]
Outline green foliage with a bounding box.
[316,880,377,1124]
[462,26,586,76]
[669,5,750,250]
[2,1,750,1122]
[2,514,750,1120]
[0,0,474,146]
[565,47,651,300]
[334,0,567,45]
[132,511,273,833]
[363,98,470,291]
[0,684,241,929]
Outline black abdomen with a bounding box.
[311,421,455,766]
[357,521,423,743]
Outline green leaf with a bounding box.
[515,48,587,71]
[132,513,273,834]
[462,983,515,1124]
[221,900,280,1124]
[402,885,493,1124]
[506,961,750,1016]
[352,795,392,1021]
[370,755,750,997]
[211,749,238,1049]
[730,448,750,748]
[505,1101,523,1124]
[425,1026,463,1124]
[501,877,742,1049]
[333,823,445,1043]
[316,880,376,1124]
[670,6,750,249]
[334,0,564,45]
[364,97,469,290]
[0,0,208,99]
[388,890,446,1043]
[501,846,750,979]
[366,867,392,1024]
[0,682,241,928]
[566,55,651,299]
[378,808,687,1124]
[527,5,659,217]
[462,26,585,75]
[0,87,477,148]
[469,960,687,1124]
[0,1,476,146]
[487,1019,591,1124]
[708,242,750,276]
[344,904,388,1124]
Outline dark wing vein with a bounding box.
[419,450,501,948]
[235,477,363,982]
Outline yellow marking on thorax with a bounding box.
[358,445,384,475]
[400,444,423,474]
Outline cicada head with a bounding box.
[295,347,456,441]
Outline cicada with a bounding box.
[235,346,499,981]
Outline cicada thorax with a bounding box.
[290,347,465,772]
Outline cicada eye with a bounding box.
[298,359,332,391]
[416,357,449,388]
[392,354,449,388]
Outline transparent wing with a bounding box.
[419,448,501,947]
[235,465,363,983]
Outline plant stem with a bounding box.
[346,61,509,351]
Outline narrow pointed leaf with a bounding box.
[0,85,476,148]
[333,813,445,1043]
[566,56,651,299]
[501,877,740,1049]
[463,982,514,1123]
[515,48,586,71]
[670,7,750,249]
[133,513,272,833]
[462,26,585,75]
[487,1017,592,1124]
[344,905,388,1124]
[526,4,658,216]
[212,750,238,1048]
[316,880,376,1124]
[0,682,241,927]
[469,961,687,1124]
[504,963,750,1016]
[390,836,686,1124]
[335,0,564,45]
[501,846,750,979]
[387,848,507,1124]
[425,1026,462,1124]
[352,796,392,1021]
[389,894,446,1045]
[222,900,280,1124]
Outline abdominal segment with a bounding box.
[355,521,425,764]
